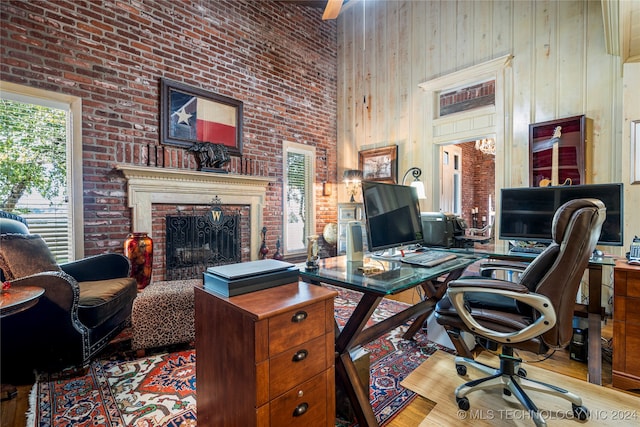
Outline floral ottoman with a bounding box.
[131,279,200,351]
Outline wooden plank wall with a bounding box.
[336,0,639,251]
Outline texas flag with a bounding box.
[170,91,236,147]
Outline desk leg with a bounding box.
[587,265,602,385]
[335,293,382,427]
[403,281,437,340]
[403,268,465,341]
[336,352,379,427]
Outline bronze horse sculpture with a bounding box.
[188,142,230,171]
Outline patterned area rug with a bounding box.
[28,286,451,426]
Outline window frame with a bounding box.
[1,81,84,259]
[282,141,316,255]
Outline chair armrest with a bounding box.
[478,260,529,278]
[9,271,81,315]
[447,281,556,344]
[60,253,131,282]
[448,278,529,292]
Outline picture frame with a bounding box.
[358,145,398,183]
[160,78,243,156]
[632,120,640,185]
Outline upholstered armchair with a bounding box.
[435,199,606,427]
[0,213,137,382]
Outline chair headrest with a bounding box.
[552,198,606,243]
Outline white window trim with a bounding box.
[282,141,316,255]
[1,81,84,259]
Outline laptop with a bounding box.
[207,259,296,280]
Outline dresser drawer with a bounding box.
[627,273,640,298]
[268,300,327,355]
[269,334,328,398]
[269,370,329,427]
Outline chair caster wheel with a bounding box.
[456,397,470,410]
[455,364,467,376]
[517,367,527,377]
[572,404,589,421]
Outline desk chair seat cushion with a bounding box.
[0,234,61,280]
[436,294,545,354]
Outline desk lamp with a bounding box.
[402,167,426,199]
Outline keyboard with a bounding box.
[400,250,457,268]
[509,245,546,254]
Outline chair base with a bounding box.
[453,348,589,427]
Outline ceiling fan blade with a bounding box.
[322,0,342,20]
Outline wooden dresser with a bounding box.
[195,281,337,426]
[613,260,640,390]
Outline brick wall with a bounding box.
[1,0,338,258]
[460,141,495,227]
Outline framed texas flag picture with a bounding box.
[160,78,243,156]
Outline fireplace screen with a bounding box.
[165,210,240,280]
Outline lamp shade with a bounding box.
[343,169,363,182]
[410,180,426,199]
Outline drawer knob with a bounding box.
[292,349,308,362]
[292,402,309,417]
[291,310,308,323]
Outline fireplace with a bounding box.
[165,206,242,280]
[117,165,270,281]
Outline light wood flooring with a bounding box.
[1,293,627,427]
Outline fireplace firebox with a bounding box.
[165,209,241,281]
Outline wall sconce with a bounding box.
[402,167,426,199]
[343,169,363,202]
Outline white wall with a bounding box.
[336,0,639,252]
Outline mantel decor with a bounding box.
[358,145,398,183]
[160,78,243,156]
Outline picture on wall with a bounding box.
[160,78,243,156]
[358,145,398,183]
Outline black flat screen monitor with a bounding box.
[499,183,623,246]
[362,181,423,252]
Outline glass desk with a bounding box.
[299,251,484,427]
[451,242,616,385]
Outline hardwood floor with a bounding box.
[1,304,627,427]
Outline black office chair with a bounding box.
[435,198,606,427]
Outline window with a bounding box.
[283,141,316,254]
[1,81,84,259]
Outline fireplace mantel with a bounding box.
[116,165,271,261]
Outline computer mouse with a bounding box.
[593,249,604,257]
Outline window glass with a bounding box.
[1,97,72,262]
[283,142,315,254]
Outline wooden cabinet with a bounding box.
[337,203,365,254]
[529,115,592,187]
[195,281,337,426]
[613,260,640,390]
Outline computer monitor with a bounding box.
[361,181,423,252]
[499,183,623,246]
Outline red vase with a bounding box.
[124,232,153,290]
